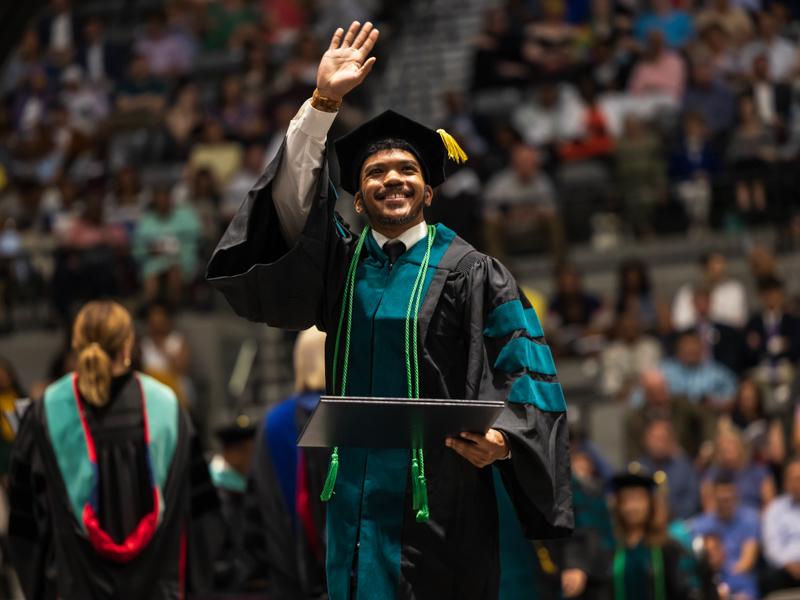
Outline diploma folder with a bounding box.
[297,396,505,449]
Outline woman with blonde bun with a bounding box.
[8,300,222,600]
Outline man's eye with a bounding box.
[403,166,416,172]
[368,168,382,175]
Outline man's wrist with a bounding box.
[311,88,343,112]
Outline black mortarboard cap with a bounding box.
[333,109,467,196]
[215,415,256,446]
[611,461,659,492]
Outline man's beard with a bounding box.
[361,194,424,228]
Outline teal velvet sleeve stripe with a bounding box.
[494,337,556,376]
[484,300,543,339]
[508,376,567,412]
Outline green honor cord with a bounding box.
[613,544,665,600]
[322,225,437,525]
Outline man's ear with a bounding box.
[354,190,364,214]
[423,185,433,207]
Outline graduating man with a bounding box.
[207,21,573,600]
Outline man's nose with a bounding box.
[383,169,403,184]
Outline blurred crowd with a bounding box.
[2,0,800,598]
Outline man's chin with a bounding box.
[364,204,423,229]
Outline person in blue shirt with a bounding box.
[691,472,760,599]
[637,420,701,521]
[761,458,800,594]
[659,331,737,407]
[634,0,695,49]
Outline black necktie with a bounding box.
[383,241,406,270]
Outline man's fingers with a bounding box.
[342,21,360,47]
[459,431,484,444]
[447,438,488,467]
[352,21,373,50]
[329,27,344,50]
[360,28,380,56]
[356,57,376,80]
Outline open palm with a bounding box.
[317,21,380,102]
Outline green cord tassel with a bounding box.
[415,476,429,523]
[411,452,421,510]
[320,447,339,501]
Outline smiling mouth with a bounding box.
[376,190,412,200]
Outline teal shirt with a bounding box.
[133,206,201,281]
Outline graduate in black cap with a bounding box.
[207,21,572,600]
[610,467,701,600]
[210,416,259,592]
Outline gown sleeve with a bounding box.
[464,256,573,539]
[8,401,55,600]
[205,141,352,331]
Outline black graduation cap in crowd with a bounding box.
[215,415,256,446]
[610,461,667,493]
[334,109,467,196]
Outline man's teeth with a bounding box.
[383,193,406,199]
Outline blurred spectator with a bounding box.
[13,67,56,136]
[202,0,258,52]
[223,143,266,221]
[133,186,201,306]
[511,83,584,147]
[427,162,484,251]
[634,0,695,50]
[741,275,800,384]
[628,29,687,102]
[702,428,776,512]
[1,29,53,97]
[614,116,667,237]
[521,0,577,80]
[140,301,191,406]
[275,31,322,92]
[761,457,800,595]
[636,420,701,520]
[724,379,787,469]
[746,54,792,134]
[726,94,777,220]
[691,472,761,599]
[669,112,720,234]
[482,143,565,265]
[213,75,265,141]
[695,0,754,46]
[741,11,796,82]
[472,7,528,89]
[547,263,606,356]
[698,23,744,86]
[134,10,194,78]
[615,259,670,334]
[627,369,713,459]
[683,285,743,373]
[173,167,223,243]
[672,252,748,330]
[558,78,615,163]
[601,310,662,399]
[106,165,150,234]
[59,65,110,135]
[188,118,244,187]
[166,82,204,158]
[52,185,128,323]
[0,358,24,479]
[114,55,168,125]
[37,0,79,66]
[659,331,738,407]
[682,59,735,142]
[75,15,127,86]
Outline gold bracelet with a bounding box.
[311,88,342,113]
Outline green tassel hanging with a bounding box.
[320,447,339,501]
[415,475,429,523]
[411,452,421,510]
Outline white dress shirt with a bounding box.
[272,100,428,251]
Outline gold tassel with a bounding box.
[436,129,468,163]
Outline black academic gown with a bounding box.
[207,143,573,600]
[8,374,224,600]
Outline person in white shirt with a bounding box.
[672,252,747,330]
[740,11,796,82]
